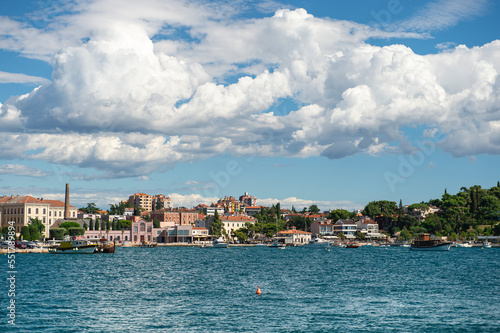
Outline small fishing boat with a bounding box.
[346,243,359,248]
[482,241,492,248]
[410,234,452,251]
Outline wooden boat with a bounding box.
[95,238,116,253]
[410,234,452,251]
[48,239,98,254]
[346,243,359,248]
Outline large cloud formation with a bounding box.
[1,1,499,177]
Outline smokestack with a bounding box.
[64,183,70,219]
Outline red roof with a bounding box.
[278,229,312,235]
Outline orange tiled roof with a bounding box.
[220,216,256,222]
[278,229,312,235]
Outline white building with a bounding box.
[334,219,357,239]
[276,227,312,245]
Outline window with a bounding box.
[36,208,39,214]
[43,208,46,214]
[133,226,138,232]
[59,211,62,217]
[147,226,151,232]
[125,236,128,241]
[49,211,51,216]
[140,223,145,231]
[134,235,137,242]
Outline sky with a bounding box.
[0,0,499,211]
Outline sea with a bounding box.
[2,246,499,332]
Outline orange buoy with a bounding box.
[256,286,262,295]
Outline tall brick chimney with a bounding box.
[64,183,70,219]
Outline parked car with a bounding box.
[14,241,27,249]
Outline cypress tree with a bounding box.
[497,181,500,187]
[89,219,94,231]
[471,189,477,214]
[95,218,100,231]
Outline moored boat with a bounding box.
[48,239,99,254]
[304,237,331,248]
[212,238,229,248]
[410,234,452,251]
[482,241,492,248]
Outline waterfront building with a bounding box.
[156,225,210,243]
[83,217,154,243]
[220,214,257,238]
[334,219,357,239]
[356,218,384,239]
[276,226,312,245]
[151,208,200,228]
[310,220,335,236]
[0,195,77,238]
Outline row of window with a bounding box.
[2,207,73,217]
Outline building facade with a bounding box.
[334,219,357,239]
[129,193,153,211]
[0,195,77,238]
[276,227,312,245]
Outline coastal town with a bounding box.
[1,182,499,251]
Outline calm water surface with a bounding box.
[2,246,499,332]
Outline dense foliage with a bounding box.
[364,183,500,240]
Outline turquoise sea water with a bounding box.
[2,246,500,332]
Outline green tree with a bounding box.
[210,211,224,237]
[156,200,162,210]
[134,207,141,216]
[28,218,45,240]
[49,228,68,240]
[327,209,355,222]
[355,232,366,240]
[234,228,248,242]
[106,220,111,231]
[291,205,296,213]
[309,204,320,214]
[68,227,85,236]
[95,218,100,231]
[119,220,131,229]
[363,200,397,219]
[21,226,31,241]
[101,219,106,231]
[153,218,160,228]
[79,203,99,214]
[60,221,81,230]
[337,232,346,240]
[88,219,94,231]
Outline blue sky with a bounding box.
[0,0,499,210]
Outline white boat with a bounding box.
[455,242,472,248]
[47,239,98,254]
[482,241,492,248]
[304,238,331,248]
[212,238,229,248]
